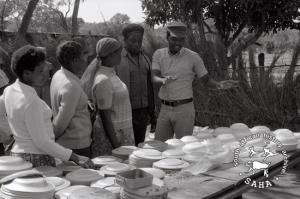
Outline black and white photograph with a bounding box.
[0,0,300,198]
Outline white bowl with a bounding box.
[230,123,249,130]
[273,129,294,137]
[153,158,189,170]
[34,166,63,177]
[276,135,298,145]
[162,149,184,159]
[216,134,236,143]
[68,187,117,199]
[54,185,88,199]
[133,149,164,160]
[213,127,233,136]
[2,176,55,193]
[100,163,134,176]
[182,142,206,154]
[112,146,138,160]
[66,169,103,186]
[92,156,122,167]
[165,139,185,149]
[245,137,267,147]
[0,156,32,172]
[45,177,70,192]
[250,125,271,134]
[202,138,223,154]
[277,144,298,152]
[138,140,168,152]
[180,136,199,144]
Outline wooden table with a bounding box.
[165,149,300,199]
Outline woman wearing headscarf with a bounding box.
[81,38,135,157]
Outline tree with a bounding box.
[71,0,80,34]
[141,0,300,77]
[110,13,130,24]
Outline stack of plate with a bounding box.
[213,127,233,137]
[164,139,184,149]
[92,156,123,169]
[250,125,271,134]
[153,158,189,172]
[129,149,164,168]
[138,140,168,152]
[216,134,236,144]
[230,123,252,140]
[273,129,299,151]
[0,156,32,179]
[202,138,224,154]
[120,178,168,199]
[68,187,117,199]
[66,169,103,186]
[99,163,135,177]
[56,161,81,176]
[91,177,121,196]
[193,127,214,140]
[182,142,208,163]
[162,149,185,159]
[112,146,138,161]
[0,175,55,199]
[54,185,88,199]
[34,166,63,177]
[45,177,70,192]
[180,136,199,144]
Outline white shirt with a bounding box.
[0,95,11,143]
[2,79,72,161]
[152,48,208,100]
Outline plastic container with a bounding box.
[115,169,153,190]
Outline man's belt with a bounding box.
[161,98,193,107]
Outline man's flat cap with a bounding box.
[166,21,187,37]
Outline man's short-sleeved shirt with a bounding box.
[152,47,208,100]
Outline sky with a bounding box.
[61,0,146,23]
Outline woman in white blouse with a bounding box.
[1,45,94,168]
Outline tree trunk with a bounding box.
[0,0,8,31]
[71,0,80,34]
[11,0,39,52]
[248,46,258,88]
[17,0,39,37]
[195,7,221,79]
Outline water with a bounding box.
[243,168,300,199]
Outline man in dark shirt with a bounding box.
[115,24,155,146]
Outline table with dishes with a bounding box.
[0,123,299,199]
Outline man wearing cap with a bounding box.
[152,21,237,141]
[115,24,155,146]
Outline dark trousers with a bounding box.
[73,146,91,158]
[132,108,149,146]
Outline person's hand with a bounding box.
[216,80,239,90]
[70,153,95,169]
[77,155,95,169]
[163,76,177,85]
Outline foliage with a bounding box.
[110,13,130,24]
[141,0,300,64]
[0,0,84,33]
